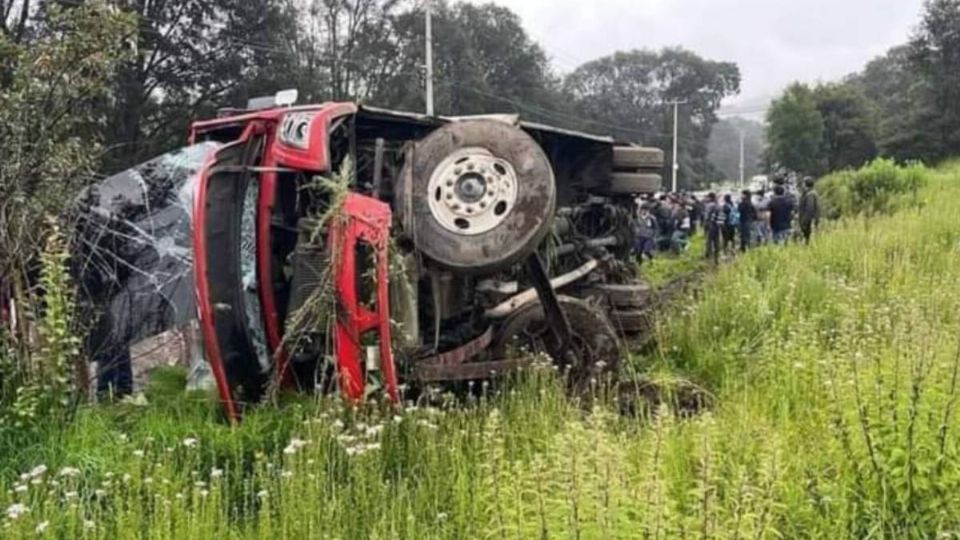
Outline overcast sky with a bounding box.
[480,0,926,117]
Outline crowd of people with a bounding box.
[633,177,821,265]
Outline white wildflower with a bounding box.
[133,450,145,458]
[257,490,268,499]
[283,437,307,455]
[5,503,27,520]
[194,481,206,489]
[94,489,107,498]
[28,465,47,479]
[35,520,49,533]
[64,491,78,500]
[83,520,95,530]
[416,419,438,431]
[210,468,224,479]
[58,467,80,478]
[182,437,199,448]
[14,485,27,494]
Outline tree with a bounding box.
[100,0,296,172]
[908,0,960,161]
[765,83,824,176]
[0,1,133,346]
[563,47,740,189]
[812,83,877,171]
[848,46,938,162]
[380,1,563,118]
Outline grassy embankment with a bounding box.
[2,161,960,538]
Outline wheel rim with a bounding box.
[426,147,519,235]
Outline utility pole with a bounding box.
[738,129,745,188]
[669,100,687,193]
[425,0,435,116]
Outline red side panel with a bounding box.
[189,102,358,172]
[328,194,399,403]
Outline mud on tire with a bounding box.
[491,296,622,389]
[396,120,556,274]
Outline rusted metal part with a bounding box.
[410,326,506,382]
[485,259,598,319]
[419,326,494,366]
[524,253,575,366]
[555,236,620,256]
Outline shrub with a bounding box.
[0,231,79,421]
[818,158,929,218]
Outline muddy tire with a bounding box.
[491,296,621,388]
[595,282,653,309]
[607,172,662,195]
[613,146,664,170]
[397,120,556,274]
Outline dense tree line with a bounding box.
[766,0,960,177]
[3,0,740,186]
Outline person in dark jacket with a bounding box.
[689,194,703,236]
[704,193,723,265]
[737,189,758,251]
[798,177,821,244]
[654,196,675,252]
[721,194,737,255]
[768,185,795,245]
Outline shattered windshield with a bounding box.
[73,142,220,360]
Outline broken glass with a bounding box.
[72,143,220,368]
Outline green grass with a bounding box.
[4,162,960,538]
[640,233,708,288]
